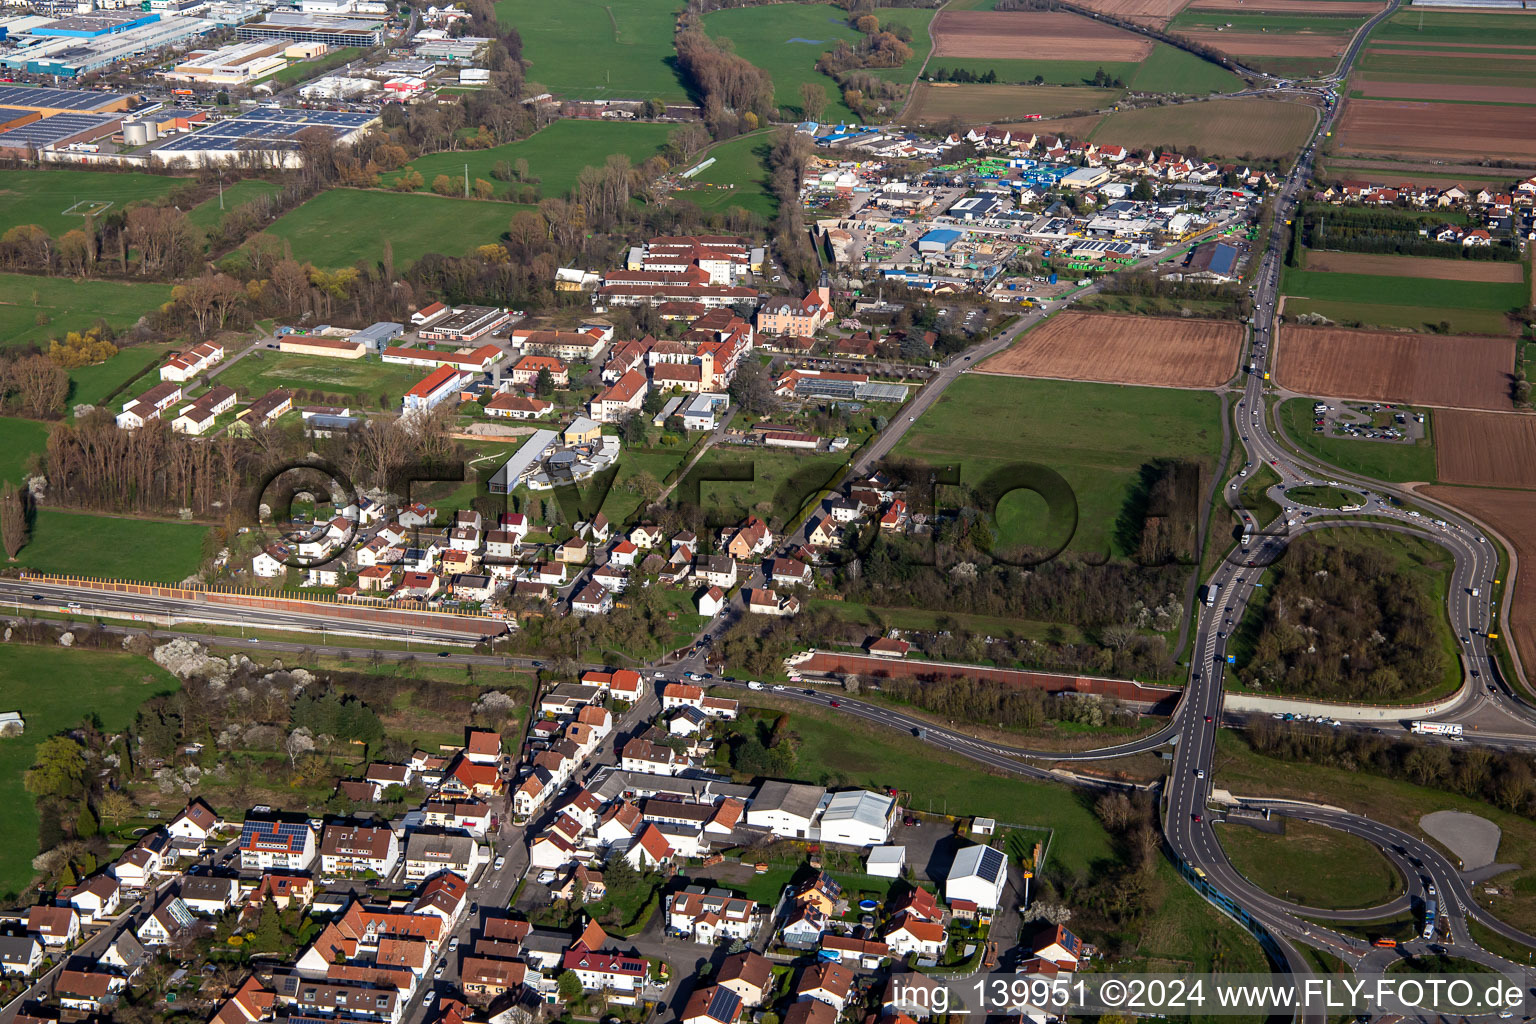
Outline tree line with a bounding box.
[1298,204,1520,262]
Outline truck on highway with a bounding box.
[1411,721,1463,737]
[1200,584,1218,608]
[1422,898,1437,940]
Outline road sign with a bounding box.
[1227,655,1236,664]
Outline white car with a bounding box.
[494,855,506,870]
[537,870,556,884]
[448,937,459,951]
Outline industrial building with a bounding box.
[166,40,288,85]
[150,106,376,168]
[488,429,559,495]
[0,14,211,76]
[235,11,384,47]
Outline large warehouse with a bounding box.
[150,106,377,168]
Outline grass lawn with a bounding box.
[1217,818,1403,909]
[265,46,363,87]
[598,448,687,526]
[0,644,180,897]
[0,169,185,238]
[187,178,284,233]
[18,509,208,582]
[259,190,527,270]
[1284,484,1365,509]
[681,447,848,531]
[1238,462,1282,526]
[1089,97,1317,162]
[927,43,1240,94]
[1129,43,1246,94]
[893,375,1222,557]
[703,4,933,121]
[0,273,172,349]
[1213,728,1536,934]
[495,0,690,100]
[1370,8,1536,46]
[927,57,1137,88]
[0,417,49,485]
[736,699,1114,875]
[214,351,428,408]
[807,596,1087,643]
[1278,398,1436,483]
[68,343,174,411]
[1282,297,1515,337]
[382,120,675,202]
[682,133,778,220]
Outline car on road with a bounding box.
[448,937,459,951]
[434,963,445,978]
[1205,715,1213,723]
[493,855,505,870]
[30,594,41,601]
[1196,769,1205,778]
[829,700,841,707]
[437,651,450,658]
[1192,813,1202,822]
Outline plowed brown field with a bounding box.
[1422,485,1536,672]
[1354,76,1536,105]
[1434,410,1536,488]
[1304,251,1526,283]
[978,312,1242,388]
[1074,0,1191,26]
[931,10,1153,60]
[1182,28,1349,55]
[1336,99,1536,160]
[1275,326,1514,410]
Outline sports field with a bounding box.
[678,133,778,220]
[1274,325,1514,411]
[1089,97,1317,161]
[893,375,1222,556]
[495,0,688,100]
[382,120,674,201]
[216,351,429,408]
[0,645,180,897]
[703,4,935,121]
[0,169,185,238]
[260,190,528,269]
[0,273,172,349]
[906,84,1122,124]
[977,312,1241,388]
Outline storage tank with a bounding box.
[123,121,148,145]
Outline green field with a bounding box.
[930,43,1241,94]
[0,417,49,486]
[1278,399,1436,483]
[187,178,284,233]
[1356,49,1536,88]
[1284,484,1365,509]
[738,699,1113,874]
[0,273,172,350]
[1282,265,1524,335]
[215,351,433,407]
[260,190,527,270]
[683,447,849,530]
[1238,462,1282,526]
[1171,10,1368,32]
[0,645,180,897]
[894,376,1222,557]
[0,169,185,238]
[265,46,364,87]
[495,0,690,100]
[68,343,173,411]
[1369,8,1536,46]
[703,4,935,121]
[18,509,208,582]
[1283,298,1514,336]
[382,120,675,201]
[1218,817,1403,910]
[681,133,778,219]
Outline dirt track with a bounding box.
[1304,251,1526,283]
[977,312,1242,388]
[1422,484,1536,676]
[931,10,1153,60]
[1275,325,1515,411]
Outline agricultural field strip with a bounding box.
[1274,325,1515,412]
[976,311,1242,389]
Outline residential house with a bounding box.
[780,904,827,947]
[465,730,502,765]
[620,738,686,776]
[460,957,526,1002]
[757,281,834,336]
[98,931,150,977]
[698,585,725,616]
[167,798,222,843]
[795,962,854,1011]
[403,832,486,882]
[723,517,772,561]
[560,946,648,1002]
[26,905,79,948]
[178,875,240,916]
[1031,923,1085,969]
[884,916,945,959]
[54,970,125,1013]
[136,896,196,947]
[682,985,744,1024]
[715,950,773,1008]
[945,844,1008,909]
[783,1001,837,1024]
[0,936,42,976]
[572,583,613,616]
[747,781,826,839]
[668,886,759,944]
[624,823,674,871]
[700,555,738,588]
[319,824,401,877]
[239,820,318,871]
[64,874,121,923]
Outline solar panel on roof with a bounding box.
[979,845,1006,880]
[707,986,741,1021]
[0,84,125,110]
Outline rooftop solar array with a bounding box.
[0,83,127,111]
[241,819,310,841]
[156,106,373,152]
[977,845,1007,881]
[0,111,116,147]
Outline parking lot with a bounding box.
[1312,400,1427,445]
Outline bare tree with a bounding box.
[0,480,27,559]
